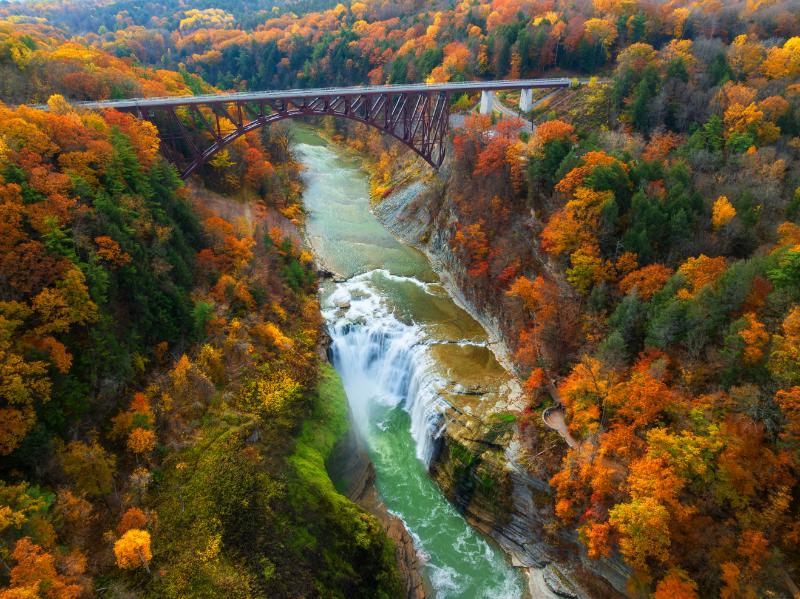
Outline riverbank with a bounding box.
[373,178,521,380]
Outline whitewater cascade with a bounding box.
[325,270,449,466]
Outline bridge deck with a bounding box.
[48,78,579,110]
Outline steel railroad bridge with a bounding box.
[58,78,581,178]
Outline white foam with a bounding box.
[480,572,528,599]
[426,563,463,598]
[326,270,451,465]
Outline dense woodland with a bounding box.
[0,10,401,598]
[1,0,800,597]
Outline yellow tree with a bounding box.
[127,428,156,455]
[566,244,609,295]
[58,440,116,498]
[114,529,152,571]
[615,42,656,73]
[558,356,611,437]
[31,267,98,336]
[584,18,617,55]
[608,496,671,571]
[775,387,800,446]
[739,312,769,366]
[0,301,51,455]
[542,187,614,257]
[712,196,736,230]
[727,35,764,77]
[769,307,800,386]
[676,255,727,299]
[761,37,800,79]
[0,482,50,547]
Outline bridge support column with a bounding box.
[519,89,533,112]
[479,90,494,115]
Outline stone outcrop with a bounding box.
[373,175,633,599]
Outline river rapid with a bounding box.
[295,127,526,599]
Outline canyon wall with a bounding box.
[374,174,633,599]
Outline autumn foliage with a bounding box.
[113,529,152,570]
[433,8,800,594]
[2,0,800,596]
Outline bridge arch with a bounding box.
[178,102,448,179]
[133,90,451,179]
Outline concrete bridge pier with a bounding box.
[519,88,533,112]
[479,90,494,115]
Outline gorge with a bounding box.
[2,2,799,597]
[296,127,527,598]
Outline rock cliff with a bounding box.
[374,174,633,599]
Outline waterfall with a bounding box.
[324,270,449,466]
[299,134,526,598]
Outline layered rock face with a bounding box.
[374,177,632,599]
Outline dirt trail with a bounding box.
[542,383,578,448]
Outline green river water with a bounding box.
[294,127,525,598]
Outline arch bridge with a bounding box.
[64,78,580,179]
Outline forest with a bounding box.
[0,0,799,597]
[0,11,400,598]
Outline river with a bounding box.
[295,127,526,598]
